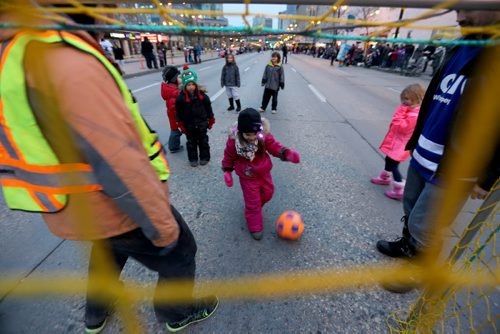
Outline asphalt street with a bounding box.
[0,51,491,333]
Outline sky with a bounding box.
[223,4,287,28]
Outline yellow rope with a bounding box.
[64,0,125,26]
[305,0,345,31]
[151,0,185,28]
[16,4,497,36]
[369,0,459,38]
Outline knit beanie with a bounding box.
[180,65,198,87]
[238,108,262,133]
[162,66,180,83]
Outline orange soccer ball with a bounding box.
[276,211,304,240]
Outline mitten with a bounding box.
[178,122,187,134]
[280,83,285,90]
[224,171,233,187]
[285,149,300,164]
[208,117,215,129]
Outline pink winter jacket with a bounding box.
[222,130,286,179]
[379,104,420,162]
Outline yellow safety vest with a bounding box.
[0,30,170,213]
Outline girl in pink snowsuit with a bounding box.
[371,84,425,200]
[222,108,300,240]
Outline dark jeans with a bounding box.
[85,205,197,324]
[261,88,278,110]
[385,156,403,182]
[186,126,210,162]
[145,54,158,69]
[168,129,182,152]
[282,54,287,64]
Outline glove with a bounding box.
[285,149,300,164]
[177,122,187,134]
[224,171,233,187]
[208,117,215,129]
[280,83,285,90]
[158,240,178,256]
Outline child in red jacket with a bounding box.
[371,83,425,200]
[222,108,300,240]
[161,66,183,153]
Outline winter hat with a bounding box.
[238,108,262,133]
[180,65,198,87]
[162,66,180,83]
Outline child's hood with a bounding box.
[268,61,281,67]
[229,117,270,139]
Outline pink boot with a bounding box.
[384,180,405,200]
[371,170,392,185]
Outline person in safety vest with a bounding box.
[0,3,218,333]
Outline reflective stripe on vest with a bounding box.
[0,31,168,212]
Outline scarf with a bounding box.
[235,134,259,161]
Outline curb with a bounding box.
[123,56,222,80]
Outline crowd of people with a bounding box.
[291,40,447,76]
[1,2,499,333]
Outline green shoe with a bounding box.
[166,295,219,333]
[84,319,107,334]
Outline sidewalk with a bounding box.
[122,50,221,79]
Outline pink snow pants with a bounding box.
[239,174,274,233]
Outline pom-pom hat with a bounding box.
[180,65,198,87]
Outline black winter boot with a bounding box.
[227,98,235,111]
[235,99,241,112]
[401,215,410,239]
[376,236,417,259]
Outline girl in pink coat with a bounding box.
[371,84,425,200]
[222,108,300,240]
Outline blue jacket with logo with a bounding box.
[406,44,499,190]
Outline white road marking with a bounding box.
[244,67,251,72]
[308,84,326,103]
[210,88,226,101]
[132,82,161,93]
[198,66,212,71]
[387,87,401,93]
[291,67,297,72]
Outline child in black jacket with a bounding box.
[176,66,215,167]
[260,52,285,114]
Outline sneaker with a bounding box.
[250,231,263,240]
[199,160,209,166]
[271,110,277,114]
[84,292,121,334]
[190,161,198,167]
[85,318,107,334]
[259,107,265,113]
[166,296,219,333]
[376,237,417,258]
